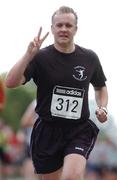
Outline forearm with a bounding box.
[5,52,33,88]
[94,86,108,123]
[94,86,108,108]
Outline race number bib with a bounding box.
[51,86,85,120]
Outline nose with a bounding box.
[61,25,67,31]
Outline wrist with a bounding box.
[100,107,108,114]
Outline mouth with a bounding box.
[59,34,68,37]
[59,35,69,39]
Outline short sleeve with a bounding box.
[90,53,107,87]
[23,56,37,84]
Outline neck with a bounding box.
[54,43,75,53]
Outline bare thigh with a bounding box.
[37,168,62,180]
[61,154,87,180]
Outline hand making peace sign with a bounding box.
[27,27,49,56]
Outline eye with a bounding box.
[55,23,73,28]
[65,23,73,28]
[56,23,63,28]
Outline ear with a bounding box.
[74,25,78,35]
[51,25,54,34]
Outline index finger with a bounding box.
[37,27,42,39]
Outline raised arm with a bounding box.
[94,86,108,123]
[5,27,49,88]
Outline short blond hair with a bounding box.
[51,6,78,25]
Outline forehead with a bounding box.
[52,13,76,25]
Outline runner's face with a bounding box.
[51,13,77,47]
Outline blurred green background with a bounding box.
[0,73,36,131]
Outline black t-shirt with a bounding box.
[24,44,106,123]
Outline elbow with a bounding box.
[5,76,25,88]
[5,79,16,88]
[5,76,19,88]
[5,73,15,88]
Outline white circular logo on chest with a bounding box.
[73,66,87,81]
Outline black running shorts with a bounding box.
[30,119,99,174]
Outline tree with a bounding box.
[0,74,36,131]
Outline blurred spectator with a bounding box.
[85,136,117,180]
[0,98,38,179]
[88,137,117,167]
[20,99,38,180]
[103,166,117,180]
[0,121,16,178]
[0,120,27,178]
[21,99,38,156]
